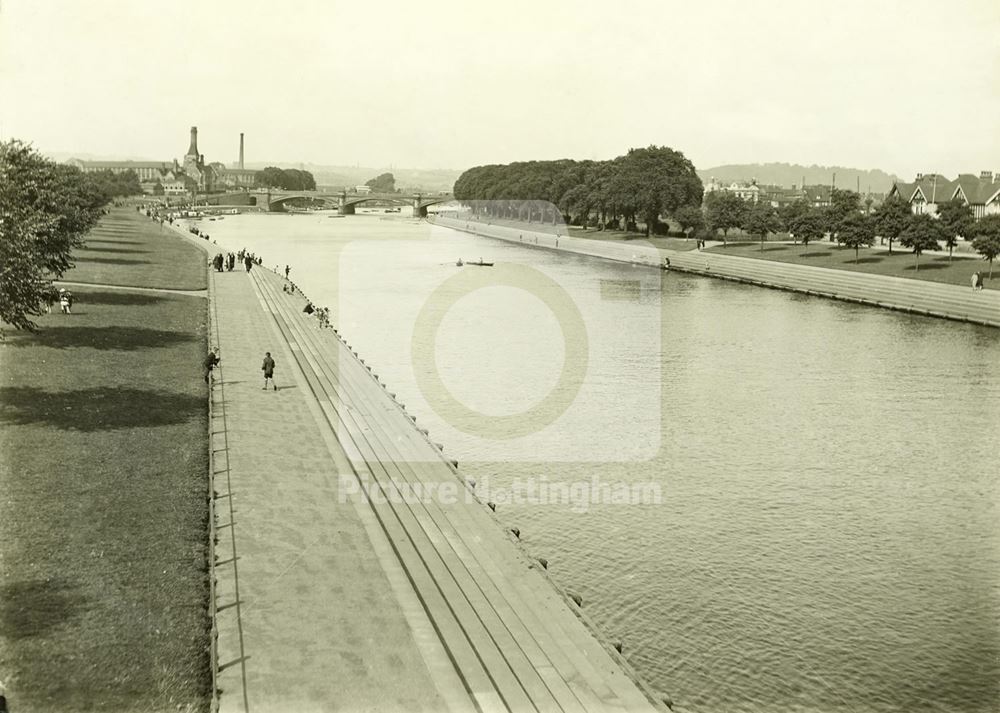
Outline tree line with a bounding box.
[701,189,1000,273]
[455,149,1000,274]
[1,140,135,331]
[453,146,704,237]
[255,166,317,191]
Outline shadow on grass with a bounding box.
[0,386,204,430]
[9,325,195,350]
[800,251,831,257]
[73,256,150,265]
[905,262,950,271]
[57,290,167,307]
[78,246,149,254]
[854,257,884,264]
[0,578,87,639]
[762,246,788,251]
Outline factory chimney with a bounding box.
[239,133,245,170]
[186,126,199,159]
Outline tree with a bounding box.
[1,140,105,331]
[971,215,1000,279]
[673,204,704,240]
[899,214,944,271]
[838,213,876,263]
[704,191,747,246]
[366,172,396,193]
[255,166,316,191]
[608,146,703,236]
[936,198,975,262]
[825,188,861,241]
[743,201,781,251]
[779,199,810,244]
[786,205,826,246]
[872,194,911,254]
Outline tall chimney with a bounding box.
[187,126,199,158]
[239,133,245,170]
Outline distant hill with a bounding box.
[697,163,901,194]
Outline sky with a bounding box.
[1,0,998,178]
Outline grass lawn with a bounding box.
[62,211,207,291]
[0,209,210,712]
[707,241,998,290]
[568,228,699,252]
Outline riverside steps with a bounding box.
[241,266,664,712]
[182,227,665,708]
[430,216,1000,328]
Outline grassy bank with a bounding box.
[707,241,997,290]
[63,211,207,291]
[0,209,211,711]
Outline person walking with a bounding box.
[261,352,277,391]
[204,347,221,384]
[284,265,290,279]
[59,289,73,314]
[244,255,253,272]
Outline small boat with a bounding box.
[466,260,494,267]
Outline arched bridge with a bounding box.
[246,189,454,216]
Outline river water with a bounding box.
[194,209,1000,712]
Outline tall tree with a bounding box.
[971,215,1000,279]
[704,191,747,246]
[786,205,826,246]
[673,204,704,240]
[936,198,975,262]
[1,140,105,331]
[899,214,944,271]
[743,201,781,251]
[779,199,809,244]
[365,172,397,193]
[825,188,862,242]
[872,194,911,254]
[838,213,876,263]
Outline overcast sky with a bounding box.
[1,0,998,177]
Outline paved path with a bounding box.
[53,279,206,296]
[432,216,1000,328]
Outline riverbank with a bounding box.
[166,221,669,711]
[707,241,996,291]
[431,215,1000,328]
[0,209,211,711]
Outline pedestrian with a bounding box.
[284,265,290,279]
[59,288,73,314]
[244,256,253,272]
[44,287,55,314]
[261,352,277,391]
[972,272,979,290]
[204,347,221,383]
[303,302,315,314]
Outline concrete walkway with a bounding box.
[431,216,1000,328]
[208,269,461,712]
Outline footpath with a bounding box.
[431,216,1000,328]
[174,226,666,712]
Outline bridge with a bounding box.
[212,189,455,216]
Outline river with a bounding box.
[191,208,1000,712]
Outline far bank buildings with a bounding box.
[67,127,257,197]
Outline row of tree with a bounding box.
[255,166,317,191]
[1,140,131,331]
[691,190,1000,272]
[453,146,704,236]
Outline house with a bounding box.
[354,185,373,195]
[801,185,833,208]
[887,171,1000,219]
[704,177,761,203]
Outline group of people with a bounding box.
[203,347,278,391]
[45,287,74,314]
[212,252,237,272]
[971,272,986,291]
